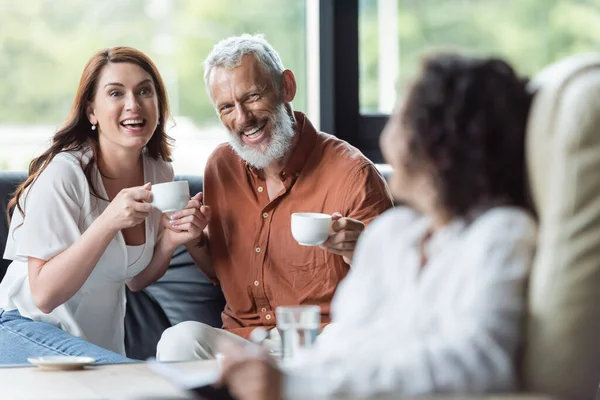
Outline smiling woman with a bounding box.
[101,76,156,134]
[89,63,161,161]
[0,46,207,365]
[11,46,172,205]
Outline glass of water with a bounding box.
[276,305,320,360]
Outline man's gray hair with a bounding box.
[203,34,286,97]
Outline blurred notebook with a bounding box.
[148,359,235,400]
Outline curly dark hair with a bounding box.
[402,53,533,218]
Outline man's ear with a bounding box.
[281,69,297,103]
[86,102,97,125]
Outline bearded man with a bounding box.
[156,34,393,361]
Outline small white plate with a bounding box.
[27,356,96,370]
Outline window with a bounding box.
[348,0,600,162]
[0,0,314,173]
[359,0,600,114]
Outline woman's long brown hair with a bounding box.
[7,46,173,224]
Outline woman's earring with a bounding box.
[91,124,97,131]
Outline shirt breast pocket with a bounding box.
[279,246,331,294]
[284,246,328,271]
[271,223,329,271]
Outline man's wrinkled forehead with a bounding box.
[208,56,271,100]
[211,55,270,83]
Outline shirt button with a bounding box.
[255,247,261,253]
[295,172,300,177]
[254,280,260,286]
[261,308,267,312]
[257,186,264,192]
[262,212,268,218]
[265,314,272,320]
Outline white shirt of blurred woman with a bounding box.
[282,206,537,397]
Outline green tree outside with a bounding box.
[2,0,600,170]
[360,0,600,112]
[0,0,307,127]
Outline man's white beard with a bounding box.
[227,104,295,170]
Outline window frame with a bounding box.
[319,0,386,163]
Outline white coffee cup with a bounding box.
[151,181,190,213]
[291,212,333,246]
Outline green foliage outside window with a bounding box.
[0,0,307,126]
[2,0,600,144]
[360,0,600,112]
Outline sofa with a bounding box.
[521,53,600,400]
[0,167,396,361]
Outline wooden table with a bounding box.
[0,360,556,400]
[0,360,215,400]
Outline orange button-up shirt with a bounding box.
[203,112,393,338]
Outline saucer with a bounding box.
[27,356,96,370]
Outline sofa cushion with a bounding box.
[145,246,225,327]
[124,287,172,360]
[523,53,600,399]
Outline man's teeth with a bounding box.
[243,125,263,138]
[122,119,144,125]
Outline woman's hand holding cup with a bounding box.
[99,183,153,232]
[161,192,211,249]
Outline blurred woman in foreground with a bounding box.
[219,53,537,399]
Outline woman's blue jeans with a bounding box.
[0,308,134,365]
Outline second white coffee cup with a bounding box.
[291,212,332,246]
[151,181,190,213]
